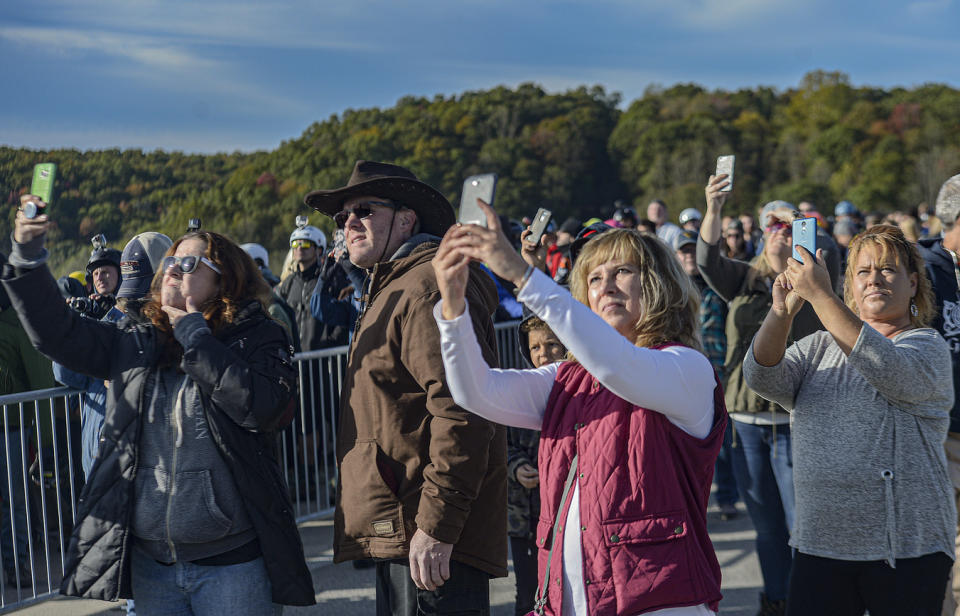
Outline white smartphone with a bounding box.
[458,174,497,227]
[715,155,735,193]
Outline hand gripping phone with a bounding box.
[715,155,735,193]
[792,217,817,264]
[458,173,498,227]
[525,208,553,247]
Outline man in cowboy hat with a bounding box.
[305,160,507,614]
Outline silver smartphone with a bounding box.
[458,173,498,227]
[715,155,735,193]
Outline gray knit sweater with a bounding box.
[743,324,955,565]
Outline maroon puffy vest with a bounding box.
[536,354,726,615]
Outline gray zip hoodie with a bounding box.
[131,364,256,563]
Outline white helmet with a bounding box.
[678,208,702,225]
[289,225,327,251]
[240,243,270,268]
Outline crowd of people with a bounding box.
[2,159,960,616]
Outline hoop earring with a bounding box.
[910,299,919,317]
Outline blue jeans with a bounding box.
[131,547,282,615]
[0,427,30,574]
[714,420,740,506]
[730,420,795,601]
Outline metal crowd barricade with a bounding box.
[0,319,522,612]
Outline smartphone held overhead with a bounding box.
[715,155,735,192]
[792,217,817,263]
[458,173,497,227]
[525,208,553,247]
[24,162,57,219]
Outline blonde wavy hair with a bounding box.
[568,228,701,351]
[843,224,934,328]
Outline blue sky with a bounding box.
[1,0,958,153]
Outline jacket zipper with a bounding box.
[165,375,189,561]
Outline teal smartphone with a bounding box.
[792,217,817,263]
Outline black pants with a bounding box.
[786,551,951,616]
[510,536,538,616]
[375,558,490,616]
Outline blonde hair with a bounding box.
[569,229,701,351]
[843,224,934,328]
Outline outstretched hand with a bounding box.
[443,199,529,285]
[704,175,731,213]
[14,194,51,245]
[433,229,472,320]
[519,228,549,272]
[772,272,806,318]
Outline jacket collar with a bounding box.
[388,233,442,262]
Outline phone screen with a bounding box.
[715,155,735,193]
[458,174,497,227]
[792,217,817,263]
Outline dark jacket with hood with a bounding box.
[277,255,350,351]
[334,234,508,577]
[919,238,960,432]
[1,253,314,606]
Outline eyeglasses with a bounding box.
[764,222,792,235]
[290,240,316,249]
[162,255,222,275]
[333,200,398,229]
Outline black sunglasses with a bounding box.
[333,200,398,229]
[162,254,222,275]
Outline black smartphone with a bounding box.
[715,155,735,193]
[458,173,497,227]
[526,208,553,247]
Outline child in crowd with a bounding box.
[508,316,567,615]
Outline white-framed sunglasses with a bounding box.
[162,254,222,275]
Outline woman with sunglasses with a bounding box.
[2,195,314,615]
[696,175,838,616]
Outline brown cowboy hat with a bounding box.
[304,160,455,237]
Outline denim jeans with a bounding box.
[0,427,30,575]
[375,558,490,616]
[730,420,795,602]
[131,547,282,615]
[714,420,740,506]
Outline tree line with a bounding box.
[2,70,959,275]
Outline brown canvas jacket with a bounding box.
[333,238,508,577]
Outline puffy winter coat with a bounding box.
[1,263,315,606]
[536,358,726,615]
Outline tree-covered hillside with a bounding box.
[2,71,959,275]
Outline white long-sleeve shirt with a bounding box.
[434,268,717,616]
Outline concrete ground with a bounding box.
[12,502,762,615]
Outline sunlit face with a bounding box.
[292,242,318,270]
[586,260,644,339]
[527,329,566,368]
[851,245,917,325]
[92,264,119,295]
[160,238,220,310]
[763,223,793,274]
[341,195,415,269]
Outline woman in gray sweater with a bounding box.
[745,224,954,615]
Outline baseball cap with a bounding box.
[674,229,698,251]
[117,232,173,299]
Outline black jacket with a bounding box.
[919,238,960,432]
[0,263,315,606]
[276,257,350,351]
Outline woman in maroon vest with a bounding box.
[432,200,727,616]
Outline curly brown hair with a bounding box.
[142,231,272,363]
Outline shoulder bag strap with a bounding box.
[532,454,578,615]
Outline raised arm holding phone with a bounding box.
[433,199,726,616]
